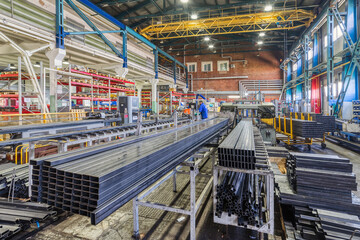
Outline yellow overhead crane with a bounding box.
[140,9,315,40]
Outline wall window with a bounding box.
[187,62,197,72]
[201,61,213,72]
[217,60,229,71]
[307,48,313,61]
[292,62,297,72]
[334,25,343,40]
[324,35,328,48]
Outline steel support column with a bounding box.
[304,35,311,113]
[327,8,334,114]
[56,0,65,49]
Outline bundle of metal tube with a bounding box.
[215,172,262,227]
[275,117,324,138]
[0,163,28,198]
[218,119,255,169]
[31,118,228,225]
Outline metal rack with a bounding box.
[212,164,274,235]
[133,146,217,240]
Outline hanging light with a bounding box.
[9,64,16,69]
[191,13,198,20]
[204,36,210,41]
[180,0,189,3]
[209,44,214,49]
[34,62,41,67]
[257,41,263,45]
[259,32,265,37]
[264,5,273,11]
[63,58,70,64]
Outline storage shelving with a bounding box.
[57,68,135,111]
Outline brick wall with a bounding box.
[177,50,283,100]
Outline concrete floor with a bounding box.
[30,139,360,240]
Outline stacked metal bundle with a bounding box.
[265,146,289,158]
[0,199,56,239]
[285,206,360,240]
[0,163,28,198]
[286,153,356,203]
[218,120,256,169]
[276,117,324,138]
[31,118,228,225]
[215,172,261,227]
[309,114,336,132]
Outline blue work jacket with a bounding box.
[198,103,208,119]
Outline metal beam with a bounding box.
[115,0,152,19]
[65,0,123,58]
[56,0,65,49]
[140,9,314,40]
[97,0,142,7]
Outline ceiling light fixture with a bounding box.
[209,44,214,49]
[264,5,273,11]
[9,64,16,69]
[257,41,263,45]
[34,62,41,67]
[259,32,265,37]
[191,14,198,20]
[169,47,173,50]
[180,0,189,3]
[63,58,69,64]
[228,95,241,99]
[204,36,210,41]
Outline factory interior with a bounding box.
[0,0,360,239]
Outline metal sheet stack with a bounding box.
[286,153,356,203]
[275,117,325,138]
[0,163,28,198]
[215,172,261,227]
[31,118,228,225]
[285,206,360,240]
[218,120,256,169]
[274,152,360,216]
[265,146,289,158]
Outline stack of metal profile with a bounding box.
[286,153,356,203]
[215,172,261,227]
[265,146,289,158]
[309,114,336,132]
[0,199,56,239]
[218,120,256,169]
[0,163,28,198]
[274,152,360,215]
[285,206,360,240]
[275,117,324,138]
[31,118,228,225]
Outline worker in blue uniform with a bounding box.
[198,100,208,119]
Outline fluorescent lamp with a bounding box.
[228,95,240,99]
[204,36,210,41]
[264,5,272,11]
[245,92,249,96]
[63,58,69,64]
[259,32,265,37]
[257,41,263,45]
[191,14,198,20]
[9,64,16,69]
[209,44,214,48]
[34,62,41,67]
[169,47,173,50]
[180,0,188,3]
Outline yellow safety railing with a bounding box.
[0,110,86,127]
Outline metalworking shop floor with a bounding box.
[30,158,263,240]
